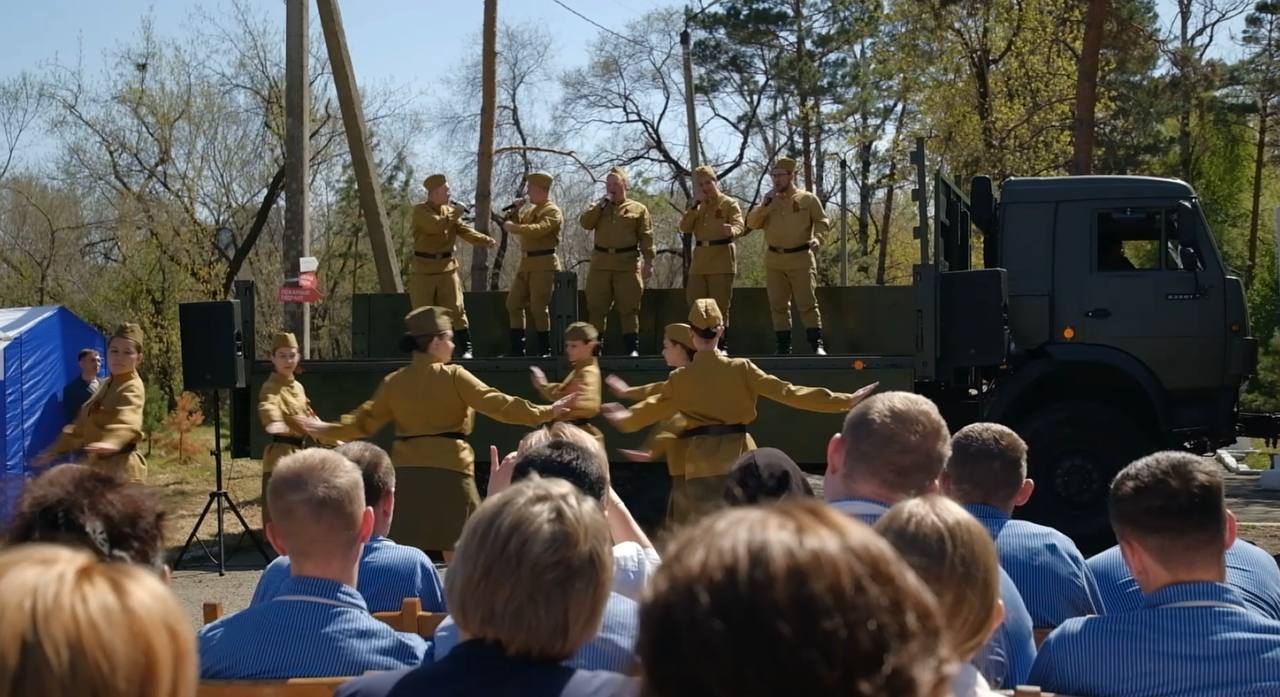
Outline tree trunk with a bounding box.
[858,140,872,256]
[471,0,498,291]
[1176,2,1195,182]
[1248,99,1268,289]
[794,0,814,190]
[1072,0,1108,175]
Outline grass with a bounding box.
[145,425,265,547]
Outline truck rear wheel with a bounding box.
[1016,401,1154,555]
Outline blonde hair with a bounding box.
[840,392,951,497]
[267,448,366,559]
[639,499,951,697]
[446,477,612,660]
[875,496,1002,661]
[0,544,196,697]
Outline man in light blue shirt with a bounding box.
[1029,451,1280,697]
[942,423,1105,626]
[251,442,446,613]
[823,392,1036,689]
[199,449,427,679]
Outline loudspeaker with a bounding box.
[939,269,1008,369]
[550,271,580,356]
[179,301,246,390]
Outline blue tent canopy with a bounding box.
[0,306,106,521]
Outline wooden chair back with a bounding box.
[197,677,350,697]
[203,601,225,624]
[1033,627,1053,649]
[371,597,446,638]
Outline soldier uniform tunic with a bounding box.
[679,192,744,324]
[579,199,655,336]
[408,201,493,329]
[620,381,691,525]
[745,185,830,330]
[45,371,147,483]
[537,357,604,448]
[257,371,330,523]
[504,201,563,332]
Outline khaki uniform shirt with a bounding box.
[49,371,145,454]
[258,372,333,471]
[411,201,493,274]
[622,381,688,478]
[328,353,556,475]
[506,201,563,272]
[679,192,745,275]
[536,357,601,422]
[615,351,854,478]
[745,185,830,270]
[578,199,655,272]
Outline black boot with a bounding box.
[506,329,526,357]
[623,333,640,357]
[536,331,553,358]
[775,330,793,356]
[807,327,827,356]
[455,328,474,359]
[717,329,728,355]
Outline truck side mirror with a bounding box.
[1176,201,1197,247]
[970,176,995,234]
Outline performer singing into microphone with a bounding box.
[680,165,744,352]
[578,166,654,357]
[407,173,497,359]
[501,172,563,357]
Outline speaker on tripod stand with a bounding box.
[172,300,269,574]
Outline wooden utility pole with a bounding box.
[471,0,498,292]
[680,27,700,282]
[284,0,310,356]
[316,0,403,293]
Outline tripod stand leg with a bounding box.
[222,493,271,562]
[216,492,226,576]
[172,492,219,571]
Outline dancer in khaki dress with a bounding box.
[530,322,604,449]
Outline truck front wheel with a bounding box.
[1016,401,1155,554]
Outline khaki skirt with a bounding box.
[682,475,729,522]
[88,449,147,484]
[389,466,481,553]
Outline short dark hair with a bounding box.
[512,440,608,502]
[692,326,718,340]
[7,465,166,570]
[944,423,1028,505]
[724,448,813,505]
[337,441,395,508]
[1109,451,1227,566]
[77,348,100,361]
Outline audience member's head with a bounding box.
[1109,451,1235,593]
[517,422,607,465]
[723,447,814,506]
[875,496,1004,662]
[825,391,951,504]
[77,348,101,379]
[336,441,396,535]
[6,464,166,572]
[638,499,950,697]
[265,449,373,577]
[941,422,1032,512]
[0,544,197,697]
[446,477,613,661]
[513,436,609,503]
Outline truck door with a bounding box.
[1053,199,1225,392]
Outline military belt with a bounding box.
[768,244,811,254]
[696,238,733,248]
[396,432,467,441]
[272,435,305,447]
[525,249,556,257]
[117,442,138,455]
[594,244,638,254]
[679,423,749,439]
[414,250,453,260]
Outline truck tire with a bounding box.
[1015,401,1155,554]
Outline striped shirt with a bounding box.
[251,536,447,613]
[1088,540,1280,620]
[1028,582,1280,697]
[198,576,428,679]
[432,592,639,674]
[963,503,1105,626]
[830,497,1037,689]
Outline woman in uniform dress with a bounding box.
[257,330,334,524]
[529,322,604,449]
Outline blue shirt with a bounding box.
[963,503,1105,626]
[1088,540,1280,620]
[198,576,428,679]
[333,639,639,697]
[1029,582,1280,697]
[251,536,446,613]
[433,592,639,674]
[830,497,1037,689]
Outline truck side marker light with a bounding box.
[853,360,866,370]
[1063,326,1076,340]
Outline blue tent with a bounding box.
[0,306,106,521]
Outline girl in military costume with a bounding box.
[37,323,148,483]
[603,299,877,517]
[299,306,573,558]
[529,322,604,449]
[258,331,333,524]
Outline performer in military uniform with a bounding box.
[745,156,831,355]
[578,166,654,357]
[603,299,875,517]
[36,323,148,483]
[530,322,603,448]
[408,173,497,359]
[257,331,334,524]
[607,322,696,525]
[679,165,744,352]
[502,171,563,357]
[298,306,572,558]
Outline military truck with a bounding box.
[231,139,1273,550]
